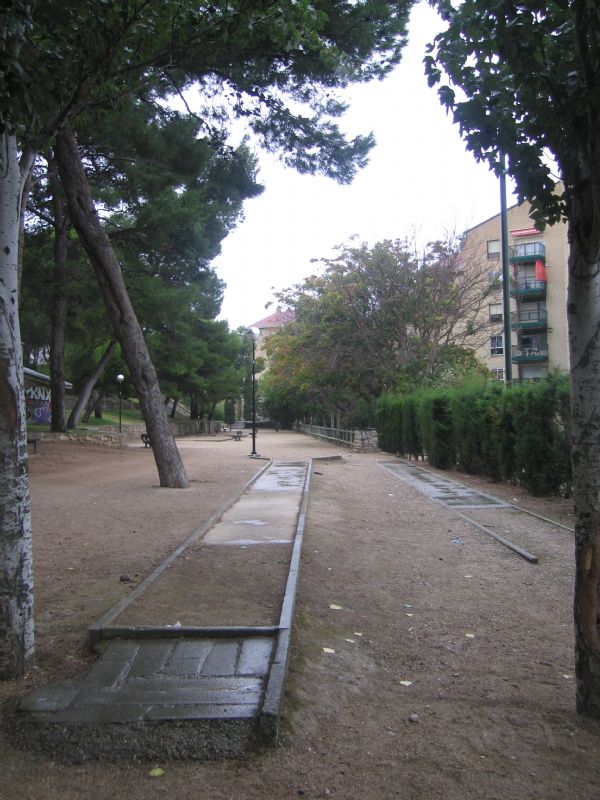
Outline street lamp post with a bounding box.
[247,327,260,458]
[116,373,124,433]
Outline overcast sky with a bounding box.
[213,2,517,331]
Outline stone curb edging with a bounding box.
[259,458,313,741]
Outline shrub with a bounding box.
[417,390,455,469]
[376,372,571,496]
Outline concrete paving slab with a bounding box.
[11,635,277,761]
[379,460,512,508]
[203,461,306,545]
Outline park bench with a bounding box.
[27,436,40,454]
[141,433,152,448]
[231,430,243,441]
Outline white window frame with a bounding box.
[489,303,503,323]
[487,239,501,260]
[490,335,504,356]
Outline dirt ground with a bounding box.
[1,430,599,799]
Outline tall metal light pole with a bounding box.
[500,152,513,384]
[116,373,124,433]
[247,327,260,458]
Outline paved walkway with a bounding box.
[11,460,310,762]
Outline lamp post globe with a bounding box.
[116,373,125,434]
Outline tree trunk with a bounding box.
[170,397,178,418]
[568,178,600,717]
[48,151,69,432]
[54,125,188,488]
[17,155,34,298]
[67,339,117,429]
[82,388,101,424]
[0,132,35,678]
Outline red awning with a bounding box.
[511,227,541,237]
[535,259,548,282]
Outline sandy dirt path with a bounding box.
[1,430,599,799]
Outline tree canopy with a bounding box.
[262,236,492,427]
[425,0,588,224]
[6,0,413,181]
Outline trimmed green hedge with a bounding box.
[375,372,571,496]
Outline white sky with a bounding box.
[213,2,517,330]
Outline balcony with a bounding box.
[512,345,548,364]
[510,308,548,331]
[509,277,546,299]
[509,242,545,263]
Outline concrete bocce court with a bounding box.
[8,459,312,762]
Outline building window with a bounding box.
[491,368,504,381]
[487,239,500,260]
[489,303,503,323]
[488,270,502,287]
[490,335,503,356]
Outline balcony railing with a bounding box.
[509,277,546,299]
[511,345,549,363]
[510,308,548,330]
[509,242,545,263]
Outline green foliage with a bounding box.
[0,0,32,138]
[344,399,373,429]
[504,372,572,495]
[15,0,416,430]
[425,1,592,226]
[417,390,455,469]
[375,394,402,454]
[268,236,493,425]
[402,394,422,460]
[223,399,236,426]
[376,373,572,496]
[450,380,503,478]
[11,0,413,184]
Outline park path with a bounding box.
[5,431,599,800]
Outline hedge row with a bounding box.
[375,373,572,496]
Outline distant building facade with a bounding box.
[248,307,295,360]
[466,192,570,381]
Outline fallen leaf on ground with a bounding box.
[149,767,165,777]
[465,633,475,638]
[329,604,343,610]
[323,647,336,654]
[399,680,413,687]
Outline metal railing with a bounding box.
[510,277,546,291]
[509,242,545,260]
[511,345,549,361]
[511,308,548,326]
[295,423,355,445]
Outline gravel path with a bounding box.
[1,430,598,799]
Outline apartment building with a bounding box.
[466,193,570,381]
[248,306,295,361]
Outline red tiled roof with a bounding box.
[249,307,295,330]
